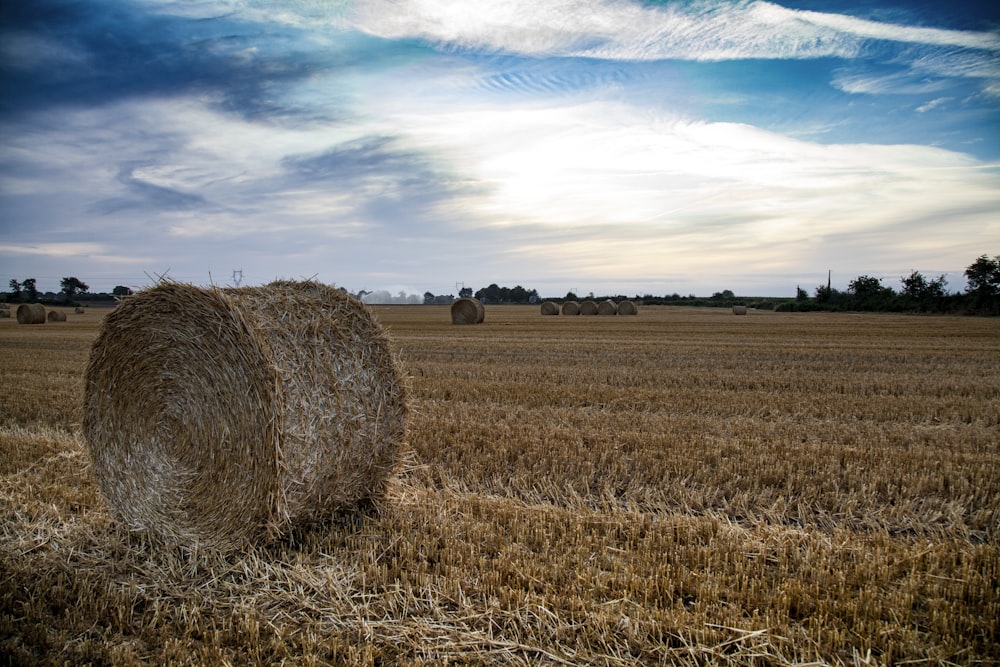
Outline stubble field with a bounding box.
[1,304,998,665]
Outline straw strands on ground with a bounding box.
[618,300,638,315]
[16,304,46,324]
[597,300,618,315]
[83,280,408,550]
[539,301,559,316]
[451,298,485,325]
[561,301,580,316]
[579,300,599,315]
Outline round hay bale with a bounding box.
[16,304,46,324]
[74,307,86,314]
[733,305,748,315]
[539,301,559,316]
[47,310,67,322]
[561,300,580,316]
[0,308,10,318]
[597,300,618,316]
[451,297,484,324]
[579,300,598,315]
[83,280,408,550]
[618,300,638,316]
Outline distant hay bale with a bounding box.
[46,310,67,322]
[451,297,485,324]
[83,280,408,550]
[579,300,599,315]
[16,304,46,324]
[618,300,638,316]
[75,307,85,314]
[540,301,559,316]
[0,308,9,318]
[733,305,748,315]
[561,301,580,316]
[597,300,618,316]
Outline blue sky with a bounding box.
[1,0,998,298]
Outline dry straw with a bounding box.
[83,280,408,550]
[597,300,618,316]
[579,300,599,315]
[451,297,485,325]
[733,305,748,315]
[617,300,638,315]
[539,301,559,316]
[561,301,580,316]
[16,303,46,324]
[47,310,67,322]
[75,307,86,314]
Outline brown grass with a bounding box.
[2,305,998,665]
[82,281,408,551]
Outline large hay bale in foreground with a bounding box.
[16,304,46,324]
[47,310,67,322]
[597,300,618,316]
[579,300,599,315]
[733,305,748,315]
[451,297,485,324]
[83,281,408,550]
[561,301,580,316]
[540,301,559,316]
[618,300,638,316]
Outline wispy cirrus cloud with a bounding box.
[345,0,1000,60]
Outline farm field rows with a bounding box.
[1,304,998,664]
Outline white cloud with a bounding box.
[344,0,1000,61]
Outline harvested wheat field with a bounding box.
[1,305,998,665]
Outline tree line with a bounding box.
[6,254,998,314]
[778,254,1000,315]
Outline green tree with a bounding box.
[60,277,89,304]
[848,275,894,310]
[965,254,1000,313]
[22,278,38,302]
[900,271,947,311]
[8,279,22,302]
[458,286,473,299]
[113,285,133,297]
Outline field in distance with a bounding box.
[1,305,998,664]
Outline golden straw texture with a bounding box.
[451,298,485,324]
[46,310,67,322]
[539,301,559,316]
[617,300,638,315]
[597,300,618,315]
[16,304,46,324]
[83,280,408,550]
[561,301,580,316]
[579,300,599,315]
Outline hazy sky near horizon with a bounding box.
[2,0,998,297]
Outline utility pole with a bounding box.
[232,269,243,288]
